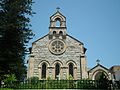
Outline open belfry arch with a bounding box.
[27,9,88,80]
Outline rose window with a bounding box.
[49,39,66,55]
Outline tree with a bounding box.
[0,0,34,81]
[98,72,109,89]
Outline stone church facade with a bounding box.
[27,10,88,80]
[27,10,113,80]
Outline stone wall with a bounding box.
[27,35,88,80]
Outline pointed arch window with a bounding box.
[55,63,60,79]
[41,63,46,79]
[69,63,74,77]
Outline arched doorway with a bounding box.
[69,63,74,78]
[41,63,46,79]
[55,63,60,79]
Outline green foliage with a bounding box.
[68,74,73,80]
[4,74,17,83]
[0,88,14,90]
[77,80,96,89]
[98,72,107,81]
[0,0,34,81]
[6,80,113,89]
[47,76,52,80]
[28,76,39,84]
[3,74,17,88]
[97,72,109,89]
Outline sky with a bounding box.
[29,0,120,69]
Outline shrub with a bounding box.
[3,74,17,88]
[28,76,39,84]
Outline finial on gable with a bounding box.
[96,59,100,65]
[56,7,60,11]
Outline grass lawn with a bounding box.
[0,88,14,90]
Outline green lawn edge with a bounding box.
[0,88,14,90]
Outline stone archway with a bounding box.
[92,70,109,80]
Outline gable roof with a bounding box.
[32,34,48,44]
[32,34,87,52]
[32,34,84,45]
[50,11,66,20]
[67,34,84,45]
[88,64,109,72]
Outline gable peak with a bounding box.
[50,9,66,21]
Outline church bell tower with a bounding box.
[49,9,67,40]
[48,9,67,55]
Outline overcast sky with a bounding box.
[29,0,120,69]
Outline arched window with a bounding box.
[41,63,46,79]
[55,63,60,79]
[59,31,63,35]
[69,63,74,77]
[53,31,56,35]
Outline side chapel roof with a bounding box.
[88,63,109,72]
